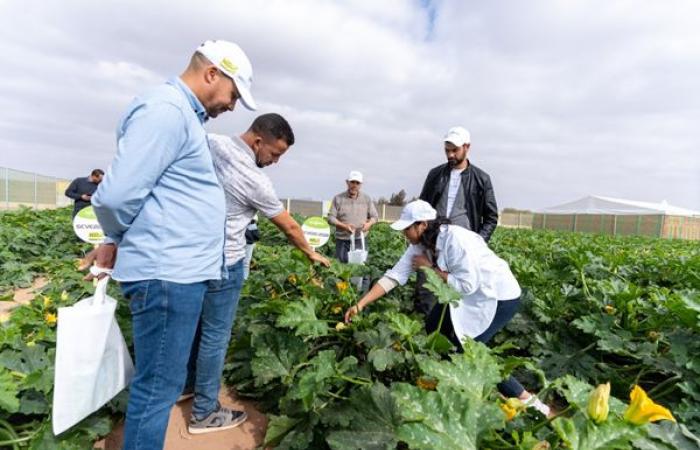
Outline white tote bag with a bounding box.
[52,277,134,434]
[347,231,368,265]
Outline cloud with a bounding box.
[0,0,697,211]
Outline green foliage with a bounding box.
[491,228,700,433]
[2,207,699,449]
[227,223,699,448]
[0,207,122,448]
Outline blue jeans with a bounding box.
[425,297,525,398]
[120,279,209,450]
[185,261,245,419]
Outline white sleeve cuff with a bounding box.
[377,276,398,293]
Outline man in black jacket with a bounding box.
[64,169,104,218]
[414,127,499,313]
[419,126,499,240]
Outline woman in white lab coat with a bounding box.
[344,200,550,415]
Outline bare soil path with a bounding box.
[0,277,48,322]
[94,387,267,450]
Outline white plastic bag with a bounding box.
[347,231,368,265]
[52,277,134,434]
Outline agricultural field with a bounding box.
[1,207,699,449]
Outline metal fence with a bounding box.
[283,201,531,226]
[0,167,71,210]
[498,211,534,229]
[283,199,404,222]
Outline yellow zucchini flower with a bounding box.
[587,382,610,424]
[623,385,675,425]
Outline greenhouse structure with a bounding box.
[533,195,700,240]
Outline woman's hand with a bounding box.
[412,254,432,270]
[344,304,362,323]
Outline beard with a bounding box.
[448,155,465,167]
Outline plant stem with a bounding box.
[646,374,681,397]
[322,390,349,401]
[337,374,372,385]
[492,431,516,449]
[431,304,448,351]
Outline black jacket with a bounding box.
[64,176,98,217]
[418,162,499,242]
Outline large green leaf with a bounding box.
[368,348,405,372]
[275,297,328,338]
[393,383,503,450]
[385,311,423,340]
[325,383,401,450]
[0,369,20,413]
[286,350,358,412]
[287,350,337,410]
[421,267,461,306]
[416,339,501,398]
[552,416,641,450]
[264,415,303,448]
[250,332,306,387]
[634,421,700,450]
[554,375,627,415]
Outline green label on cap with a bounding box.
[220,58,238,74]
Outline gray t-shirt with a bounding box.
[327,191,379,240]
[208,134,285,265]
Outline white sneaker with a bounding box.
[524,396,551,417]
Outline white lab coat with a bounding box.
[384,225,521,340]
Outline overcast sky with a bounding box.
[0,0,698,210]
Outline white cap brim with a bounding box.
[235,79,257,110]
[390,219,414,231]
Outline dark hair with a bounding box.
[249,113,295,146]
[91,169,104,177]
[418,216,451,252]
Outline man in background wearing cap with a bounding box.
[90,40,256,449]
[414,127,499,314]
[327,171,379,263]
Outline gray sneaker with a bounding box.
[188,404,248,435]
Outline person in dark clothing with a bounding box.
[243,217,261,279]
[64,169,104,217]
[414,127,499,314]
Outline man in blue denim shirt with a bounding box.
[90,40,256,450]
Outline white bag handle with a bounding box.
[349,229,365,252]
[91,276,110,306]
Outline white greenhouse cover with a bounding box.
[540,195,700,216]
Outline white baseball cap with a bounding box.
[347,171,363,183]
[444,126,470,146]
[390,200,437,231]
[196,40,257,111]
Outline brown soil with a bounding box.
[0,277,48,322]
[94,386,267,450]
